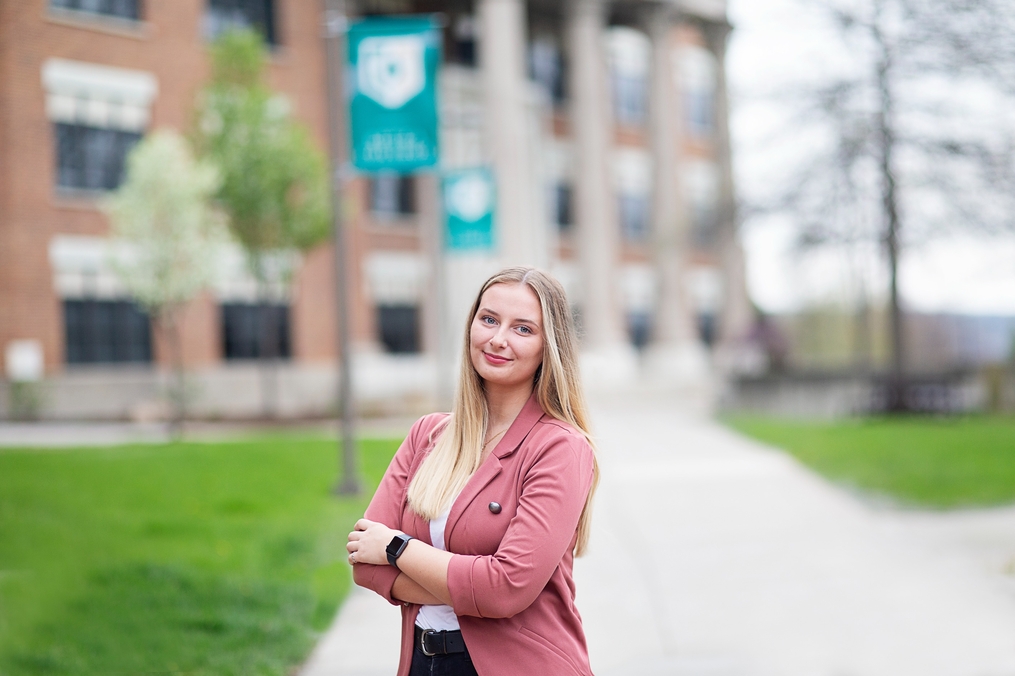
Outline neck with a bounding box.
[483,381,534,432]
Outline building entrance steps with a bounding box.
[300,393,1015,676]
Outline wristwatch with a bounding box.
[385,533,414,569]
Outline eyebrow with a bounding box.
[479,307,540,328]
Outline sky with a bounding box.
[725,0,1015,316]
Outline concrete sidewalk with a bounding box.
[300,394,1015,676]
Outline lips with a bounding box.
[483,352,511,365]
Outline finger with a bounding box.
[355,519,372,531]
[347,531,361,542]
[348,551,356,565]
[346,541,358,553]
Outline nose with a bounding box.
[490,325,509,348]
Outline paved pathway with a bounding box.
[301,392,1015,676]
[0,421,173,447]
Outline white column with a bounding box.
[705,22,754,358]
[478,0,543,267]
[644,8,709,385]
[415,173,454,408]
[566,0,636,384]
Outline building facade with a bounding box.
[0,0,751,419]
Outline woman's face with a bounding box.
[470,282,544,390]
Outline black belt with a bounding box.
[414,626,467,656]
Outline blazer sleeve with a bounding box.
[352,413,436,605]
[446,428,595,619]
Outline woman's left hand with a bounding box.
[347,518,398,566]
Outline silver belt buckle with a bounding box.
[420,629,438,657]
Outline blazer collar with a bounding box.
[444,391,545,546]
[490,390,545,459]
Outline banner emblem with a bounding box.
[446,173,493,223]
[357,36,426,109]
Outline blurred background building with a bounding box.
[0,0,751,420]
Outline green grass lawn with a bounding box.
[0,435,400,676]
[726,416,1015,508]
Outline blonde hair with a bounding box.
[406,267,599,556]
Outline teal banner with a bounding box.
[444,168,495,251]
[347,16,441,172]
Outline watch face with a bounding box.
[386,534,407,556]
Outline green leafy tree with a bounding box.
[106,130,228,436]
[194,29,331,417]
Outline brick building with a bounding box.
[0,0,750,420]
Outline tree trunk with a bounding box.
[257,271,280,420]
[874,17,907,412]
[853,292,872,374]
[162,308,185,440]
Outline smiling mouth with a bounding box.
[483,352,511,365]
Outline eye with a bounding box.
[516,325,532,335]
[481,315,497,325]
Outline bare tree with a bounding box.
[744,0,1015,410]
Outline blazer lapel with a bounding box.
[443,393,545,546]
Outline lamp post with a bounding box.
[323,0,361,496]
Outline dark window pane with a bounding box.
[221,302,291,360]
[553,183,572,232]
[687,91,713,138]
[619,193,649,243]
[450,15,476,67]
[627,311,651,350]
[109,0,138,19]
[206,0,276,45]
[697,312,717,347]
[613,74,647,127]
[691,204,718,247]
[55,123,141,191]
[50,0,140,20]
[93,301,115,362]
[530,39,566,104]
[369,174,416,217]
[377,305,420,354]
[63,299,152,364]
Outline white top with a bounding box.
[414,499,461,631]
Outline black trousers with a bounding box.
[409,644,478,676]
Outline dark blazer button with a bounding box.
[488,501,502,514]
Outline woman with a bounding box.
[347,267,599,676]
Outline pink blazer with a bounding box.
[353,393,596,676]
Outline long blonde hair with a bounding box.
[406,267,599,556]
